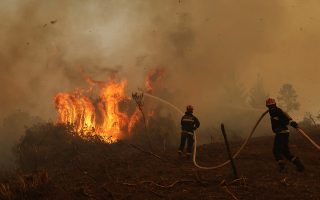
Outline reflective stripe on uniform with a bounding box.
[182,118,194,122]
[279,130,290,133]
[272,116,280,120]
[182,131,194,135]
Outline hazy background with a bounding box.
[1,0,320,166]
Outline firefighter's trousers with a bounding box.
[273,132,295,161]
[179,132,194,155]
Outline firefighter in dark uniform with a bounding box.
[178,105,200,158]
[266,98,304,172]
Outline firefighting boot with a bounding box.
[277,160,287,173]
[292,157,305,172]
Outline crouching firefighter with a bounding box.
[266,98,305,172]
[178,105,200,158]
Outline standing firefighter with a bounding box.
[178,105,200,158]
[266,98,304,172]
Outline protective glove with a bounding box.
[290,121,299,129]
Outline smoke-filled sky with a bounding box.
[1,0,320,123]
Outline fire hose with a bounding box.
[142,93,320,170]
[192,112,320,170]
[297,128,320,151]
[192,110,268,170]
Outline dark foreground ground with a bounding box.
[0,126,319,200]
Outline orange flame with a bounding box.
[54,79,138,142]
[145,68,165,93]
[128,108,142,134]
[98,79,129,140]
[54,89,96,134]
[54,68,165,143]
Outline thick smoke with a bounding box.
[0,0,283,117]
[1,0,320,165]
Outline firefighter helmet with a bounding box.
[186,105,194,112]
[266,98,276,106]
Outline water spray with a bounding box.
[143,92,183,116]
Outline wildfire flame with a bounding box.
[54,68,165,143]
[54,89,96,133]
[54,78,138,142]
[145,68,165,93]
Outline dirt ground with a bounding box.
[1,128,319,200]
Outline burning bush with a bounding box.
[54,68,167,143]
[54,79,140,142]
[15,123,106,172]
[14,119,178,172]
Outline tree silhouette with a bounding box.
[223,77,247,107]
[277,84,300,112]
[248,75,269,109]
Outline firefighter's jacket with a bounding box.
[268,107,293,134]
[181,112,200,135]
